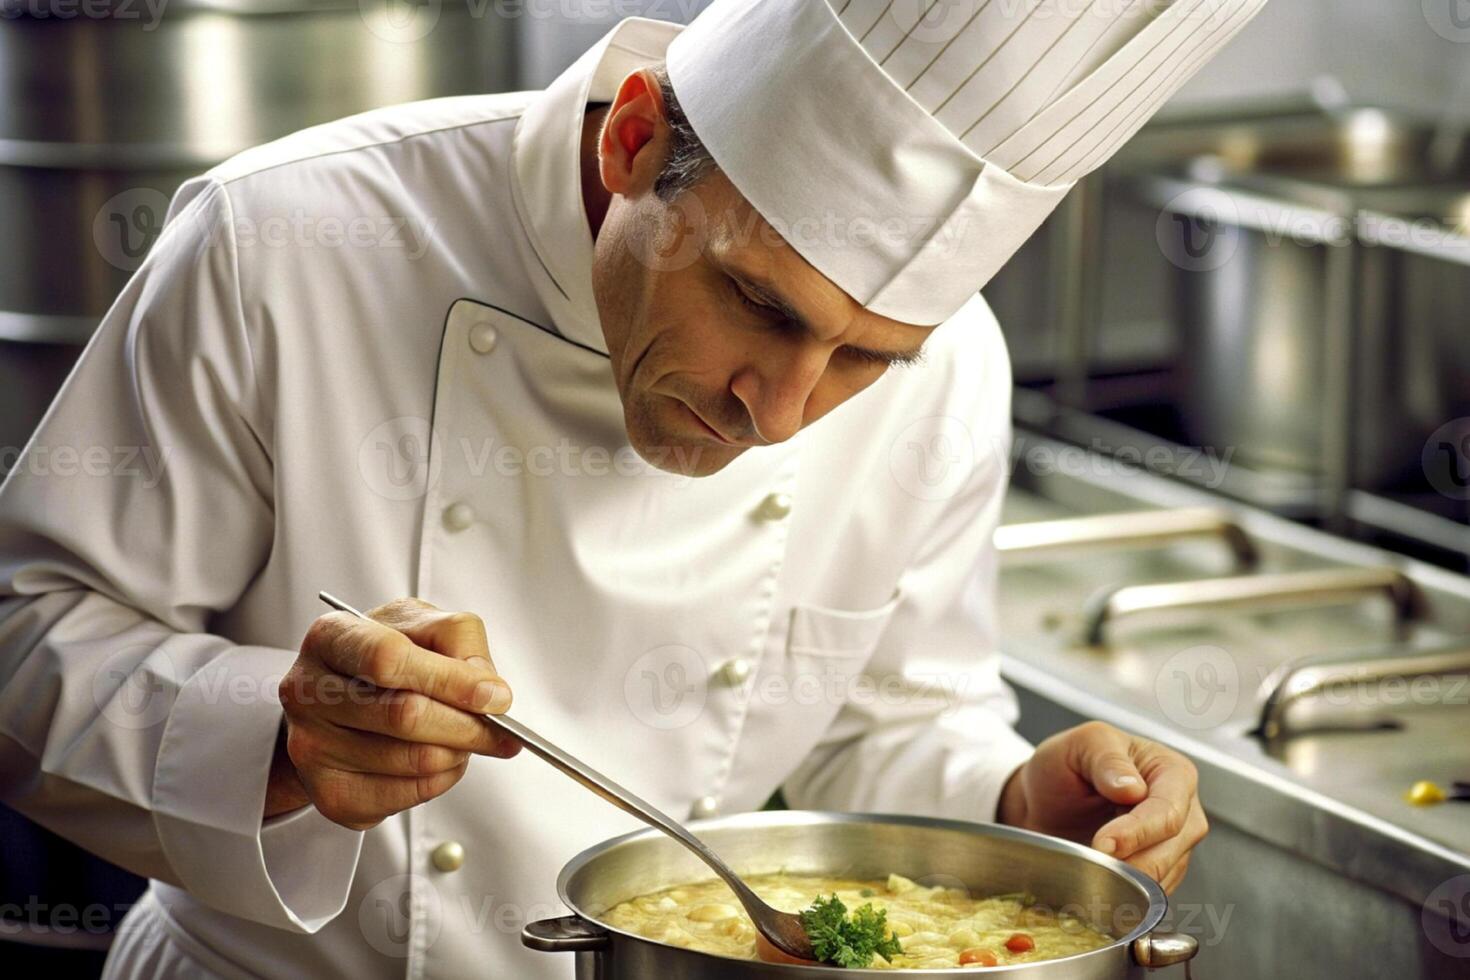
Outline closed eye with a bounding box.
[726,274,923,369]
[842,346,906,368]
[729,278,784,321]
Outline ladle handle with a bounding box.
[316,592,758,905]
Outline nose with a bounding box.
[729,349,827,444]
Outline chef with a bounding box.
[0,1,1267,977]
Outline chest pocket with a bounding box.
[787,588,904,659]
[755,588,904,742]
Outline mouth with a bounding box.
[679,401,741,448]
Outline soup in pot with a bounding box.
[601,872,1114,969]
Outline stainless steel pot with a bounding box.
[1353,189,1470,493]
[0,1,516,345]
[522,811,1197,978]
[1135,109,1470,488]
[0,1,515,464]
[1149,168,1355,476]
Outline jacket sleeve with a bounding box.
[0,177,363,932]
[782,313,1034,822]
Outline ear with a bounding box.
[599,68,668,198]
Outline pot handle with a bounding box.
[1132,931,1199,971]
[523,915,610,953]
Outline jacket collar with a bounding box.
[510,17,684,357]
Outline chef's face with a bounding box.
[589,71,935,478]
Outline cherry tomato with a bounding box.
[1005,933,1036,953]
[754,934,812,965]
[959,947,999,966]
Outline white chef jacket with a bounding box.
[0,17,1034,980]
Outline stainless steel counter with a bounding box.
[998,433,1470,977]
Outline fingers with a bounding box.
[1112,797,1208,892]
[1069,721,1149,807]
[287,723,471,778]
[286,600,522,831]
[304,759,471,831]
[1158,854,1191,895]
[309,684,522,756]
[306,612,511,715]
[1091,742,1198,859]
[367,598,500,673]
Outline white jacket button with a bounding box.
[690,796,719,820]
[442,502,476,532]
[754,492,792,521]
[719,658,752,686]
[468,322,499,354]
[431,840,465,873]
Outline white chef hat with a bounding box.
[666,0,1268,325]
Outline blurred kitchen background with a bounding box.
[2,1,1468,977]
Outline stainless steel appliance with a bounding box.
[523,811,1198,978]
[0,0,517,458]
[998,431,1470,979]
[988,104,1470,563]
[1138,112,1470,481]
[1353,189,1470,492]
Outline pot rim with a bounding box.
[551,809,1169,975]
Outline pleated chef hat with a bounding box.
[666,0,1268,325]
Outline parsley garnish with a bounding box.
[799,894,903,969]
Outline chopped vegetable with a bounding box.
[991,891,1036,905]
[799,894,904,969]
[958,947,999,966]
[1005,933,1036,953]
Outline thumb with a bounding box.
[1073,726,1148,807]
[1094,758,1147,806]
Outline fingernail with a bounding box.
[1097,838,1117,855]
[1111,773,1140,788]
[474,679,511,713]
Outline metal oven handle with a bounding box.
[996,508,1259,569]
[1254,643,1470,739]
[1133,931,1199,972]
[1082,567,1419,646]
[523,915,610,953]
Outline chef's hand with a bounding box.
[996,722,1206,894]
[267,598,521,829]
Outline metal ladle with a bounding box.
[318,592,818,963]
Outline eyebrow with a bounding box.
[728,271,928,368]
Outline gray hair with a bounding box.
[651,64,719,202]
